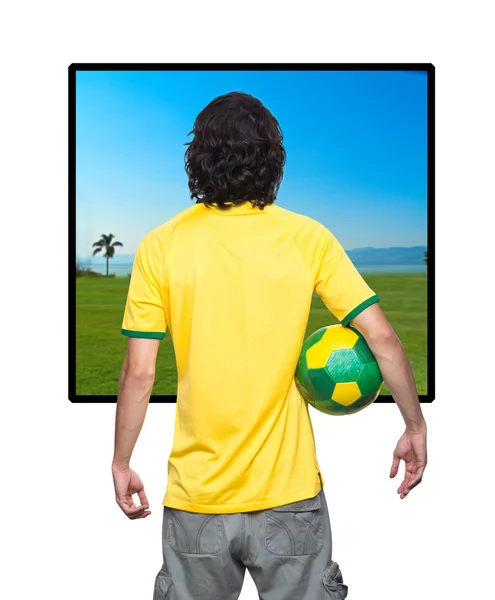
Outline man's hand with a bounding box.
[390,427,427,499]
[112,465,151,519]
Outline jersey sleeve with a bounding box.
[121,233,167,339]
[314,227,380,326]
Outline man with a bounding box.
[112,91,427,599]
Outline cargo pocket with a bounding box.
[265,494,323,556]
[322,560,348,599]
[153,568,173,600]
[167,508,224,555]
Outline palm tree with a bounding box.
[424,251,428,266]
[92,234,123,276]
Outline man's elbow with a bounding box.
[365,323,397,346]
[122,364,156,382]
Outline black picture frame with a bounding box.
[69,63,434,404]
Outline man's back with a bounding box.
[121,200,380,513]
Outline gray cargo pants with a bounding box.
[153,487,348,599]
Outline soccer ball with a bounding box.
[295,324,384,415]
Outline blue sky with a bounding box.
[76,69,427,259]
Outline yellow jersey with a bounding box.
[121,201,380,513]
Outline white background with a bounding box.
[1,1,494,598]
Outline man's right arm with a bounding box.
[309,222,427,498]
[350,303,428,498]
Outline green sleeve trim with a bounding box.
[121,329,165,340]
[341,294,380,326]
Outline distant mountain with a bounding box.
[347,246,427,266]
[78,247,427,267]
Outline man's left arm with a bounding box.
[112,232,167,519]
[112,338,160,519]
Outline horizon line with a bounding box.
[77,244,428,259]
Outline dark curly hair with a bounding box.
[184,91,286,210]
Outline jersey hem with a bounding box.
[341,294,380,326]
[162,476,324,514]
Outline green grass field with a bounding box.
[76,273,427,396]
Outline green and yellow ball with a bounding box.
[295,324,384,415]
